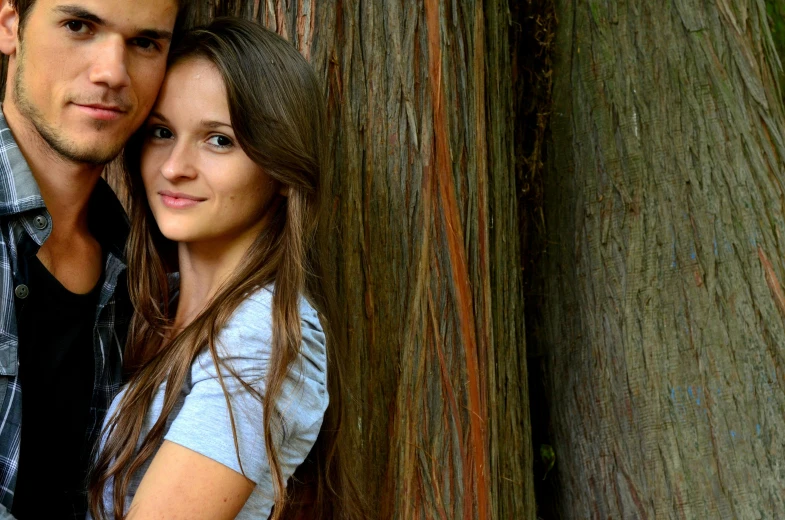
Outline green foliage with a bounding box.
[540,444,556,480]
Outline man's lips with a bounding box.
[158,191,207,209]
[73,103,127,121]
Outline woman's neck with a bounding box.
[173,234,256,330]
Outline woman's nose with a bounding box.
[160,142,198,181]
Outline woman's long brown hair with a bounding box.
[88,18,365,520]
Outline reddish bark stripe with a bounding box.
[758,245,785,319]
[424,0,489,518]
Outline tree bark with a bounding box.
[538,0,785,517]
[193,1,536,518]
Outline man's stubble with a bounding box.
[12,42,126,166]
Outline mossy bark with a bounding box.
[538,0,785,517]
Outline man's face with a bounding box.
[8,0,178,164]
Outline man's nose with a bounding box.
[88,36,131,90]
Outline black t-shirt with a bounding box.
[11,254,102,519]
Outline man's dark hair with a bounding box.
[8,0,33,31]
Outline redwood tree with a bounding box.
[536,0,785,517]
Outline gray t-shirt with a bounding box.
[96,287,328,519]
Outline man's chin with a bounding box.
[41,129,127,165]
[49,140,125,165]
[72,146,124,165]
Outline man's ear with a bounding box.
[0,2,19,57]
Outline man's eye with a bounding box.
[65,21,89,34]
[132,38,157,50]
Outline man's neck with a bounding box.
[2,102,103,234]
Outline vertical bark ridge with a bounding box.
[423,0,490,517]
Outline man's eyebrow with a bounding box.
[54,5,104,25]
[137,29,173,42]
[54,5,173,41]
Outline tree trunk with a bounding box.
[538,0,785,517]
[199,1,535,518]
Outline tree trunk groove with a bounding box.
[198,1,535,518]
[537,0,785,517]
[768,0,785,95]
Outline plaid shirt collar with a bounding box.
[0,113,129,256]
[0,109,130,516]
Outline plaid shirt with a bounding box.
[0,112,129,513]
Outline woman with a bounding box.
[88,18,361,520]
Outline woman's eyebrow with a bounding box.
[148,112,169,123]
[200,120,233,130]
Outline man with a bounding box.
[0,0,187,517]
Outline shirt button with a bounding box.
[33,215,48,230]
[14,284,29,299]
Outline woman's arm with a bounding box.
[120,292,326,519]
[126,440,255,520]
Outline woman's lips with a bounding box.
[159,191,206,209]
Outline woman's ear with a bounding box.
[0,2,19,58]
[279,185,289,197]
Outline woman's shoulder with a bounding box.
[222,286,275,343]
[225,286,323,343]
[196,286,327,382]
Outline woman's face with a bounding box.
[141,57,278,248]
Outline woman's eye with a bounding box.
[207,135,233,148]
[150,127,173,139]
